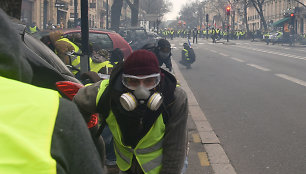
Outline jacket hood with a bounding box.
[49,31,63,46]
[0,9,33,83]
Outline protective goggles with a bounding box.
[122,73,161,90]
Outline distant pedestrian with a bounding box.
[28,22,40,34]
[193,27,198,44]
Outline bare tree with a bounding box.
[111,0,123,32]
[227,0,239,32]
[125,0,139,26]
[243,0,250,35]
[141,0,172,15]
[179,2,199,28]
[206,0,227,27]
[249,0,268,31]
[0,0,22,19]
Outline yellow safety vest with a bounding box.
[183,49,190,60]
[57,38,81,75]
[96,80,165,174]
[29,26,37,34]
[90,60,114,74]
[0,76,58,174]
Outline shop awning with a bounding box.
[272,17,289,27]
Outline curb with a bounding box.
[172,61,237,174]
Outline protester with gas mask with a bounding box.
[73,50,188,174]
[142,39,173,72]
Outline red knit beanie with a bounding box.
[123,50,160,76]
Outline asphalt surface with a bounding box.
[170,37,306,174]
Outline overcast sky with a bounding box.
[163,0,190,20]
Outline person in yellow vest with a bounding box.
[28,22,40,34]
[180,43,196,69]
[211,28,217,43]
[74,50,188,174]
[0,9,104,174]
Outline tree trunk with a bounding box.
[131,0,139,26]
[243,0,250,37]
[111,0,123,32]
[125,0,139,27]
[258,5,267,31]
[231,11,235,32]
[250,0,268,32]
[0,0,22,19]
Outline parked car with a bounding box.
[270,32,283,44]
[118,27,154,50]
[147,31,162,43]
[34,28,132,59]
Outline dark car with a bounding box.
[34,28,132,59]
[147,31,162,43]
[118,27,155,50]
[64,29,132,58]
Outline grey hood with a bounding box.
[0,9,32,83]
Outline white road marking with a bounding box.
[236,45,306,61]
[231,57,245,62]
[210,50,217,53]
[247,64,271,71]
[275,74,306,87]
[219,53,229,57]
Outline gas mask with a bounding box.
[120,73,163,111]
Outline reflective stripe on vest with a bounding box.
[0,76,58,174]
[57,38,81,74]
[29,26,37,33]
[96,80,165,174]
[183,49,189,58]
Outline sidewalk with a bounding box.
[172,60,237,174]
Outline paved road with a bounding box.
[171,38,306,174]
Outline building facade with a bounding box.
[247,0,306,34]
[21,0,112,29]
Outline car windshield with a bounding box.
[89,33,113,50]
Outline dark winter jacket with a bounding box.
[142,43,173,72]
[73,63,188,174]
[0,9,104,174]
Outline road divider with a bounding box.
[275,74,306,87]
[219,53,229,57]
[231,57,245,62]
[246,64,271,71]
